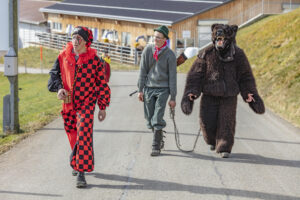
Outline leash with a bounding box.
[169,108,201,153]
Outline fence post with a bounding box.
[121,47,123,63]
[24,60,27,73]
[40,45,43,73]
[134,48,138,65]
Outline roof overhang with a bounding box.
[19,19,47,25]
[40,8,173,26]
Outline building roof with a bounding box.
[40,0,232,26]
[20,0,56,25]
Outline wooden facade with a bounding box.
[44,0,300,51]
[172,0,300,49]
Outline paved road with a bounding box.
[0,64,50,74]
[0,71,299,200]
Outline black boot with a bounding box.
[76,172,87,188]
[151,129,165,149]
[151,130,163,156]
[160,131,166,149]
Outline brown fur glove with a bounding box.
[249,93,265,114]
[181,95,194,115]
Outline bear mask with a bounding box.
[211,24,238,62]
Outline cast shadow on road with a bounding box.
[109,84,137,87]
[41,128,152,134]
[42,127,300,146]
[163,150,300,169]
[0,190,62,198]
[85,172,299,200]
[95,129,300,146]
[41,128,300,168]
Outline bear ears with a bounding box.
[211,24,238,33]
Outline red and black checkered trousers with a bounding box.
[62,55,110,172]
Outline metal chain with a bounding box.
[169,108,201,153]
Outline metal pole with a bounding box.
[6,0,19,133]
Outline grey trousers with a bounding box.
[143,87,169,131]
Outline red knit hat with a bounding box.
[72,26,93,47]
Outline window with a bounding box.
[101,29,118,41]
[197,25,211,48]
[65,24,72,36]
[121,32,131,46]
[52,22,62,32]
[177,39,184,48]
[88,27,98,41]
[198,20,228,48]
[147,35,154,44]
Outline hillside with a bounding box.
[179,7,300,127]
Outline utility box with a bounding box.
[4,47,18,76]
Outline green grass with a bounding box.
[0,73,61,153]
[110,61,139,71]
[179,8,300,128]
[0,46,60,69]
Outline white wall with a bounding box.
[0,0,9,51]
[19,23,49,48]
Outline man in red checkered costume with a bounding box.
[48,26,110,188]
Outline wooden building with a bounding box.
[40,0,300,52]
[19,0,55,48]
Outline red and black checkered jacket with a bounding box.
[48,42,110,112]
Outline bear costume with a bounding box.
[181,24,265,158]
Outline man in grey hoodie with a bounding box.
[137,25,177,156]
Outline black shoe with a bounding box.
[76,172,87,188]
[72,169,78,176]
[151,149,160,156]
[210,145,215,151]
[151,130,163,156]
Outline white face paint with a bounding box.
[72,34,87,54]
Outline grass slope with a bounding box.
[0,73,61,153]
[179,8,300,127]
[236,9,300,127]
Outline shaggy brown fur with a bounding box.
[181,24,265,154]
